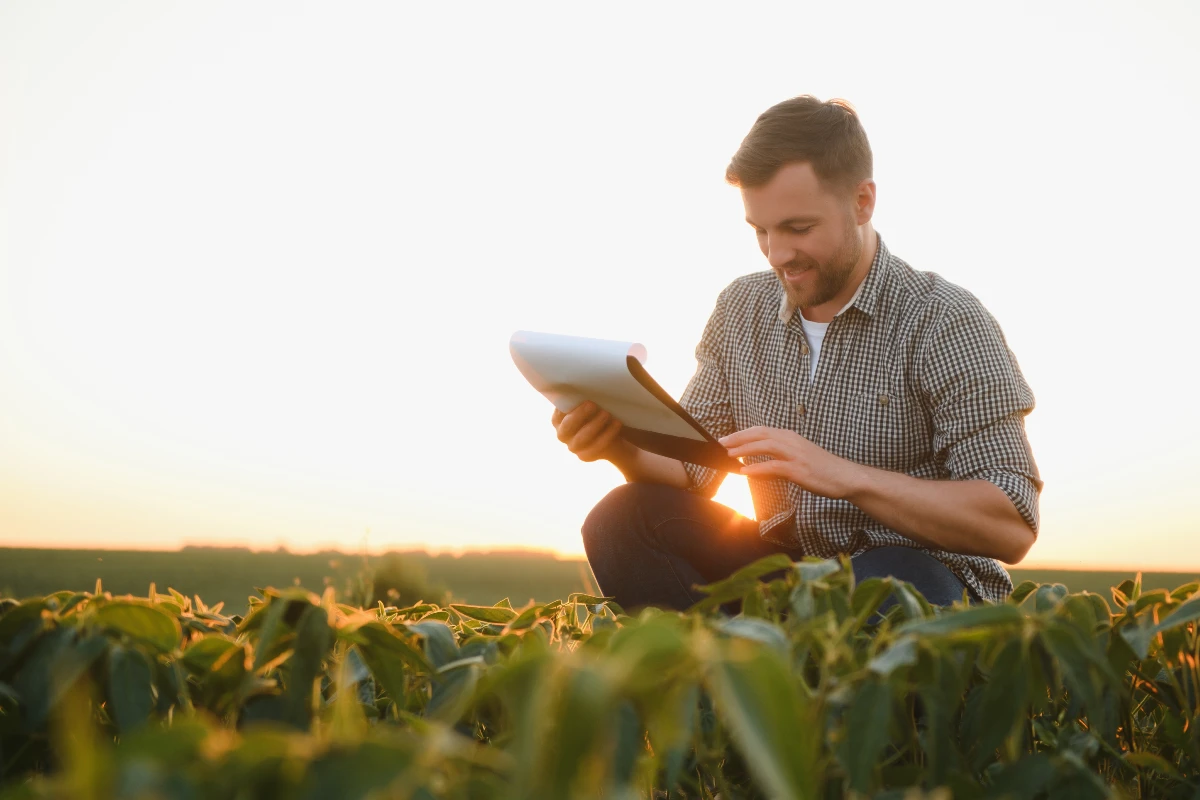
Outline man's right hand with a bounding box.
[551,401,632,464]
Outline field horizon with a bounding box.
[2,545,1197,615]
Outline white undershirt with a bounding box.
[799,316,829,382]
[792,278,869,383]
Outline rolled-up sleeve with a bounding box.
[678,292,736,499]
[919,296,1043,534]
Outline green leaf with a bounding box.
[1030,583,1068,612]
[282,604,334,729]
[449,604,516,624]
[425,657,481,724]
[350,624,431,708]
[93,601,181,653]
[180,636,242,674]
[886,579,934,622]
[868,636,919,677]
[986,753,1057,798]
[690,553,796,612]
[851,577,893,626]
[897,603,1023,638]
[794,558,843,583]
[106,644,154,732]
[707,637,818,800]
[1118,612,1157,660]
[1155,592,1200,634]
[1123,751,1183,779]
[1009,580,1039,604]
[715,617,790,659]
[838,676,893,793]
[11,628,108,732]
[967,638,1029,769]
[546,665,611,797]
[410,620,459,668]
[299,739,418,800]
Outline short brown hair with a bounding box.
[726,95,873,194]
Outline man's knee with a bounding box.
[582,483,645,546]
[581,482,691,551]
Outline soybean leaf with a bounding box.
[282,604,334,729]
[968,638,1029,770]
[411,621,459,668]
[691,554,796,612]
[1154,592,1200,634]
[425,658,483,724]
[897,603,1022,638]
[838,676,893,794]
[1031,583,1068,613]
[715,617,790,659]
[546,665,611,797]
[795,558,843,584]
[449,604,516,624]
[986,753,1057,799]
[1123,751,1183,779]
[180,636,241,674]
[298,739,418,800]
[1009,580,1039,604]
[868,637,919,677]
[851,577,893,627]
[708,638,818,800]
[1118,612,1157,660]
[12,628,108,732]
[106,644,154,732]
[92,602,181,653]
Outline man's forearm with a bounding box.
[607,439,690,489]
[841,464,1035,564]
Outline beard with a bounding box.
[776,220,864,310]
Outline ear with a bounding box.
[853,180,877,225]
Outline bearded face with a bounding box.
[740,162,874,320]
[773,210,863,310]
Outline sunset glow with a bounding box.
[2,1,1198,570]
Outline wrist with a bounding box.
[606,438,642,477]
[833,459,874,502]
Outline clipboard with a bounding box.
[509,330,742,473]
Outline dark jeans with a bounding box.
[581,482,973,613]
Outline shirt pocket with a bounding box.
[843,387,928,471]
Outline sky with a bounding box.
[1,1,1198,570]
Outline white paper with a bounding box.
[509,330,707,442]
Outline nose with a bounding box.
[764,233,795,269]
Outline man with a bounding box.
[552,95,1041,609]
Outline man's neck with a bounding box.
[801,226,877,324]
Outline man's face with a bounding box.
[741,162,871,313]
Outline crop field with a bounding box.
[1,548,1195,616]
[1,554,1199,798]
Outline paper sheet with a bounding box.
[509,331,708,443]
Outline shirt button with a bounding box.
[796,403,807,416]
[878,394,890,406]
[800,343,810,356]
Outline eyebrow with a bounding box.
[745,215,821,228]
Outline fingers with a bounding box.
[553,401,622,462]
[724,439,786,459]
[566,407,614,455]
[718,426,771,448]
[739,461,785,479]
[575,418,624,461]
[555,401,602,443]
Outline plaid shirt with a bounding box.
[679,236,1041,603]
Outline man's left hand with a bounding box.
[719,427,861,500]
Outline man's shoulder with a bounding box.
[883,254,993,326]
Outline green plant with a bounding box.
[0,559,1197,798]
